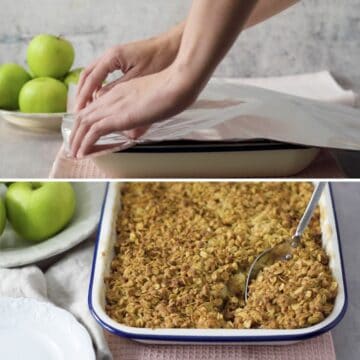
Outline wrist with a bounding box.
[171,55,211,96]
[165,63,203,111]
[156,22,184,60]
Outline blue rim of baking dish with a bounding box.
[117,139,314,153]
[88,183,348,342]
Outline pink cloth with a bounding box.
[49,145,344,179]
[50,145,106,179]
[106,332,336,360]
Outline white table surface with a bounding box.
[0,116,63,178]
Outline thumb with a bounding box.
[96,67,139,98]
[124,125,150,139]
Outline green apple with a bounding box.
[0,198,6,236]
[0,63,31,110]
[5,182,76,242]
[19,77,67,113]
[64,67,83,87]
[27,34,75,79]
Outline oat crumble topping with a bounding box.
[105,182,337,329]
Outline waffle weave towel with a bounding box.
[105,331,336,360]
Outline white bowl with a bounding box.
[0,297,95,359]
[89,182,347,345]
[0,182,107,268]
[1,110,64,131]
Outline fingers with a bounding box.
[75,62,110,111]
[70,79,124,153]
[75,49,121,111]
[74,109,137,158]
[70,82,130,157]
[117,66,141,83]
[124,125,149,139]
[76,58,99,98]
[75,110,157,156]
[71,102,142,158]
[96,66,140,98]
[69,65,178,158]
[95,78,122,99]
[76,116,118,158]
[70,100,120,158]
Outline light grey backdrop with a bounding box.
[0,0,359,91]
[330,183,360,360]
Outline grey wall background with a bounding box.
[0,0,359,91]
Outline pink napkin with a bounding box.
[49,146,344,178]
[106,332,336,360]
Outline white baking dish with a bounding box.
[88,182,347,344]
[91,141,319,178]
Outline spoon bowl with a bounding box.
[244,182,326,302]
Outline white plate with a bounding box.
[0,110,64,131]
[0,297,95,360]
[0,182,106,268]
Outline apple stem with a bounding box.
[31,182,43,190]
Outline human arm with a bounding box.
[75,0,299,110]
[71,0,301,157]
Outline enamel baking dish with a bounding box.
[88,182,347,344]
[91,140,319,178]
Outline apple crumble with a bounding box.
[105,182,337,329]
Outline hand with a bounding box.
[70,66,198,158]
[71,0,297,159]
[75,23,184,112]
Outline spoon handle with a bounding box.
[293,182,327,242]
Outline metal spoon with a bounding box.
[244,182,326,303]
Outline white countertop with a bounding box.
[0,116,62,178]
